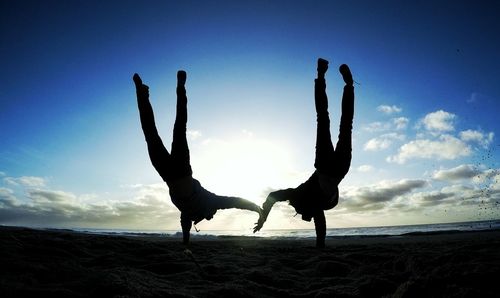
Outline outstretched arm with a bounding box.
[313,210,326,248]
[180,212,192,245]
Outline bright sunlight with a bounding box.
[191,132,305,205]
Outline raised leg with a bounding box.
[314,58,335,175]
[170,70,193,179]
[333,65,354,182]
[133,73,171,182]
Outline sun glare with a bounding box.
[191,135,300,205]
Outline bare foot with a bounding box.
[133,73,149,97]
[133,73,142,86]
[177,70,186,86]
[339,64,353,86]
[317,58,329,77]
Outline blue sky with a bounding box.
[1,0,499,231]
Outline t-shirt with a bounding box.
[168,178,221,224]
[318,172,339,205]
[288,170,339,221]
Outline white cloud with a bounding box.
[393,117,409,130]
[459,129,483,142]
[419,191,455,206]
[341,179,428,211]
[0,187,13,195]
[459,129,494,148]
[0,187,17,208]
[364,138,391,151]
[4,176,46,188]
[3,178,17,186]
[337,174,500,221]
[432,164,481,181]
[491,173,500,190]
[357,165,374,173]
[187,130,202,141]
[363,117,409,133]
[0,179,268,231]
[363,121,391,133]
[387,134,472,164]
[0,184,180,229]
[472,168,499,185]
[0,187,15,200]
[377,105,402,114]
[30,189,77,204]
[420,110,456,132]
[364,133,405,151]
[440,184,500,204]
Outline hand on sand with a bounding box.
[133,73,149,97]
[317,58,329,76]
[177,70,187,86]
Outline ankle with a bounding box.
[315,78,326,86]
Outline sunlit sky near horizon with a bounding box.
[1,0,499,232]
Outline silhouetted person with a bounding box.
[133,71,261,245]
[254,59,354,248]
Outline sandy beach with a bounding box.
[1,226,499,297]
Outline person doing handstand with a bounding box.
[254,59,354,248]
[133,71,262,245]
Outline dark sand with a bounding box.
[1,226,499,297]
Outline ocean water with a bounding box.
[72,219,500,239]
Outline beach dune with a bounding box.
[1,226,499,297]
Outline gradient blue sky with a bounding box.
[1,0,499,231]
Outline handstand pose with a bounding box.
[133,71,261,245]
[254,59,354,248]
